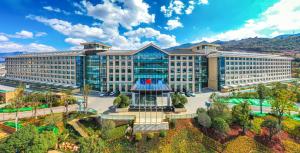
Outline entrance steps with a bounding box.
[133,122,169,133]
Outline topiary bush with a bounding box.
[197,112,212,128]
[169,119,176,129]
[159,130,167,138]
[147,132,154,140]
[135,132,142,141]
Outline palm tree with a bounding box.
[13,84,25,131]
[83,85,91,114]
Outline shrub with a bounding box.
[135,132,142,141]
[251,117,264,134]
[196,108,206,115]
[212,117,230,135]
[113,94,130,108]
[208,101,232,123]
[79,136,106,153]
[282,118,300,138]
[159,130,167,138]
[169,119,176,129]
[101,120,115,132]
[147,132,154,140]
[101,125,127,140]
[197,112,212,128]
[282,140,300,153]
[261,119,280,141]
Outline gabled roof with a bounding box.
[131,43,170,55]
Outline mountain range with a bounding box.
[169,33,300,52]
[0,33,300,63]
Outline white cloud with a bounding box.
[35,32,47,37]
[26,15,105,39]
[65,38,86,45]
[185,1,195,15]
[161,0,185,17]
[0,35,9,41]
[0,41,56,53]
[43,6,70,15]
[198,0,208,5]
[165,17,183,30]
[83,0,155,30]
[74,10,83,15]
[197,0,300,42]
[14,30,33,39]
[124,27,178,48]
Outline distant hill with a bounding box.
[169,33,300,52]
[0,52,24,63]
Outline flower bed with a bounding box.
[223,136,271,153]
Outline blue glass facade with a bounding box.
[99,55,107,92]
[218,57,225,90]
[85,55,100,90]
[75,56,84,87]
[132,46,171,106]
[133,46,169,88]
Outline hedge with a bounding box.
[251,117,264,134]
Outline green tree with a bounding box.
[83,85,91,114]
[256,84,270,114]
[0,125,38,153]
[113,94,130,108]
[12,84,25,131]
[232,102,251,134]
[78,136,106,153]
[171,93,188,108]
[46,91,55,125]
[212,117,230,136]
[271,89,296,125]
[261,119,280,141]
[207,101,231,123]
[60,90,76,119]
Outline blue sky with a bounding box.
[0,0,299,53]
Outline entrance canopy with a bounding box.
[131,79,171,92]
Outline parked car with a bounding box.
[109,91,116,96]
[99,92,106,97]
[185,91,196,97]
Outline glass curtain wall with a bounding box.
[75,56,84,87]
[218,57,226,90]
[85,55,100,90]
[133,46,169,106]
[99,55,107,92]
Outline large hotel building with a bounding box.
[5,42,292,106]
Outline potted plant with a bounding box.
[113,94,130,112]
[171,93,187,113]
